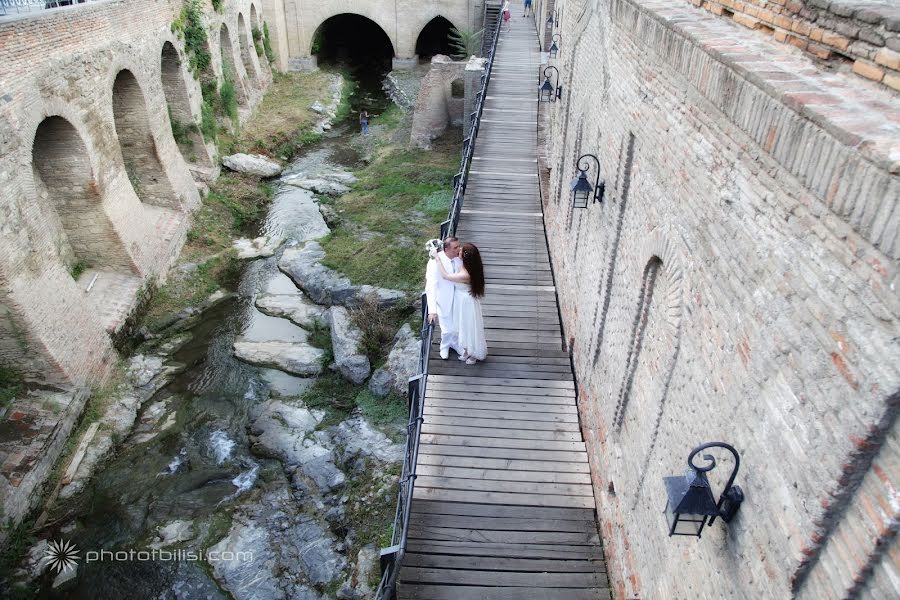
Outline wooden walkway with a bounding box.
[397,16,610,600]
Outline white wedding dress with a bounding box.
[453,282,487,361]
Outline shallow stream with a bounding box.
[33,70,391,599]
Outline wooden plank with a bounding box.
[416,464,591,484]
[416,454,591,474]
[420,424,584,443]
[412,486,596,508]
[423,390,576,406]
[417,443,588,463]
[411,500,596,521]
[398,584,608,600]
[415,475,594,498]
[401,567,606,588]
[423,398,578,415]
[424,404,579,422]
[404,540,603,561]
[423,415,581,433]
[403,553,605,573]
[428,375,575,389]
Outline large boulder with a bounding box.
[222,153,282,177]
[233,236,283,259]
[330,416,404,467]
[328,307,370,384]
[368,324,421,397]
[255,293,326,329]
[278,242,406,308]
[249,400,330,468]
[281,176,350,196]
[233,340,324,377]
[268,187,330,242]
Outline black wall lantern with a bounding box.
[546,13,554,27]
[549,34,561,59]
[663,442,745,538]
[538,66,562,103]
[570,154,605,208]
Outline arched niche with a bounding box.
[220,23,249,107]
[237,14,260,84]
[416,16,458,60]
[112,69,180,210]
[311,14,395,70]
[160,42,211,167]
[31,116,135,277]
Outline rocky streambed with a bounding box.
[16,114,417,599]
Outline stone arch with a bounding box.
[237,13,260,84]
[450,77,465,98]
[160,42,210,167]
[31,116,135,277]
[311,13,395,67]
[112,69,180,210]
[249,4,265,62]
[250,3,261,31]
[219,23,249,106]
[415,16,458,60]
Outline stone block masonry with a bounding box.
[0,0,272,388]
[541,0,898,597]
[688,0,900,92]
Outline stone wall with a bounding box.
[276,0,481,70]
[0,0,273,387]
[688,0,900,92]
[540,0,898,597]
[410,56,468,148]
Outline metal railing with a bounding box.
[0,0,89,17]
[373,8,504,600]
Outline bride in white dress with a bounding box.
[436,242,487,365]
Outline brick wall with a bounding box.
[541,0,898,597]
[689,0,900,92]
[0,0,273,387]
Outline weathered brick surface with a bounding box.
[542,0,899,597]
[691,0,900,92]
[0,0,273,387]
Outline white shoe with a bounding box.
[440,348,449,360]
[465,358,477,365]
[458,351,470,361]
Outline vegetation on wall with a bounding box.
[211,0,223,13]
[263,23,276,64]
[219,78,239,126]
[251,26,264,58]
[171,0,212,78]
[0,365,22,410]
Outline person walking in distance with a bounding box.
[425,237,463,359]
[359,109,369,135]
[523,0,533,17]
[501,0,511,32]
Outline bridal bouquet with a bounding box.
[425,239,443,260]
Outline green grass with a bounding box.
[301,373,361,426]
[263,23,276,64]
[69,259,89,281]
[319,123,461,291]
[0,366,21,410]
[343,460,402,576]
[305,318,334,366]
[217,70,334,159]
[220,78,239,126]
[356,389,407,426]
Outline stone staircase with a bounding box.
[481,1,501,57]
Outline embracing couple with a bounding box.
[425,236,487,365]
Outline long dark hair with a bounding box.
[460,243,485,298]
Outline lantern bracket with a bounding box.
[687,442,743,525]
